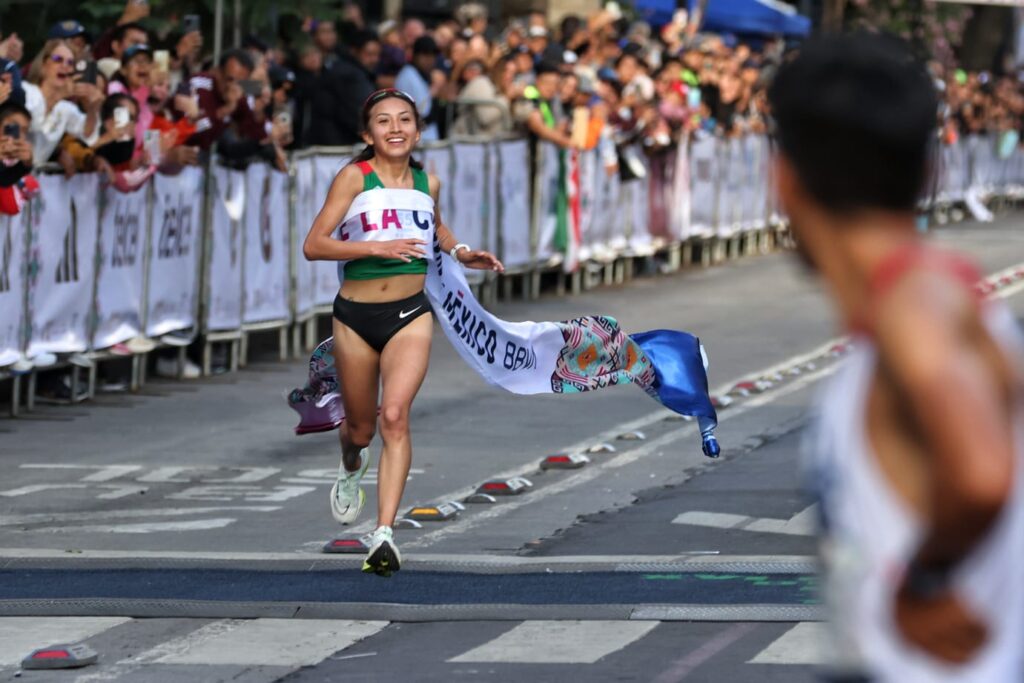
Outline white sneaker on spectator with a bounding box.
[155,356,201,379]
[125,337,157,354]
[29,352,57,368]
[160,332,193,347]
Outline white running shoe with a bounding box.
[362,525,401,577]
[330,447,370,525]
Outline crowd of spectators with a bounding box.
[0,0,1020,214]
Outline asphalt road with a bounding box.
[2,214,1024,682]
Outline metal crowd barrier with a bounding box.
[2,132,1022,415]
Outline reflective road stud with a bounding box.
[585,443,616,454]
[405,502,460,521]
[475,477,532,496]
[617,431,646,441]
[394,518,423,530]
[541,453,590,470]
[322,537,369,554]
[465,492,498,504]
[22,644,98,670]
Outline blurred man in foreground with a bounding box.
[770,33,1023,682]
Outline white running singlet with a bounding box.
[808,300,1024,682]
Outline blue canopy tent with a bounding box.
[686,0,812,37]
[632,0,678,26]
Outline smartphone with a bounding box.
[144,129,161,163]
[183,14,201,35]
[153,49,169,71]
[77,60,98,85]
[3,123,19,139]
[239,79,264,97]
[114,107,130,127]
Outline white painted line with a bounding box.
[28,519,239,534]
[0,616,130,666]
[748,622,827,665]
[19,465,143,482]
[75,619,240,682]
[402,364,840,550]
[0,506,280,527]
[672,505,817,537]
[155,619,388,666]
[449,620,658,664]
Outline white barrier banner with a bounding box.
[536,142,562,263]
[26,174,99,355]
[243,164,290,324]
[293,157,317,317]
[591,157,621,260]
[93,185,148,348]
[718,139,743,237]
[147,167,203,337]
[626,147,652,255]
[670,141,691,240]
[743,136,768,230]
[577,148,598,262]
[206,166,245,331]
[495,139,531,270]
[450,143,487,284]
[313,156,349,306]
[689,135,717,237]
[939,141,967,201]
[420,146,453,213]
[0,213,26,365]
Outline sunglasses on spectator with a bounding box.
[50,54,71,65]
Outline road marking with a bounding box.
[673,505,817,536]
[0,617,130,667]
[0,506,280,527]
[652,623,757,682]
[75,619,241,682]
[449,620,657,664]
[27,518,240,534]
[154,619,387,666]
[401,363,840,550]
[748,622,827,665]
[20,465,143,482]
[0,484,149,500]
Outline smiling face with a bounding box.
[362,96,420,161]
[124,53,152,90]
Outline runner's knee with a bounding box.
[343,420,376,447]
[379,404,408,439]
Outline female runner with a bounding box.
[302,89,503,576]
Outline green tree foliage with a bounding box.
[845,0,973,64]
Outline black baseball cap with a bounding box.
[412,36,439,56]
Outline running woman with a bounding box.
[770,34,1023,680]
[302,89,503,576]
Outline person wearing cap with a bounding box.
[49,20,91,60]
[395,35,443,141]
[320,29,381,145]
[108,44,154,152]
[519,61,572,149]
[452,58,510,137]
[527,25,549,61]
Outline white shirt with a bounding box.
[809,302,1024,682]
[23,82,98,166]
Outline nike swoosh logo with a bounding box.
[398,306,422,319]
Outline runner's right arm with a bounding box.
[302,164,426,262]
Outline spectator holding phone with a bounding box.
[176,48,284,170]
[108,44,154,150]
[0,101,38,215]
[23,39,101,166]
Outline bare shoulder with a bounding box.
[427,172,441,195]
[334,163,364,189]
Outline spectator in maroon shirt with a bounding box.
[177,48,286,171]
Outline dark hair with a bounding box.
[768,32,938,214]
[0,101,31,123]
[351,89,423,169]
[560,15,583,43]
[101,93,137,122]
[218,48,255,71]
[346,29,381,53]
[113,22,148,45]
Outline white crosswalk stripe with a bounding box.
[0,617,131,667]
[748,622,827,665]
[448,620,659,664]
[154,618,388,666]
